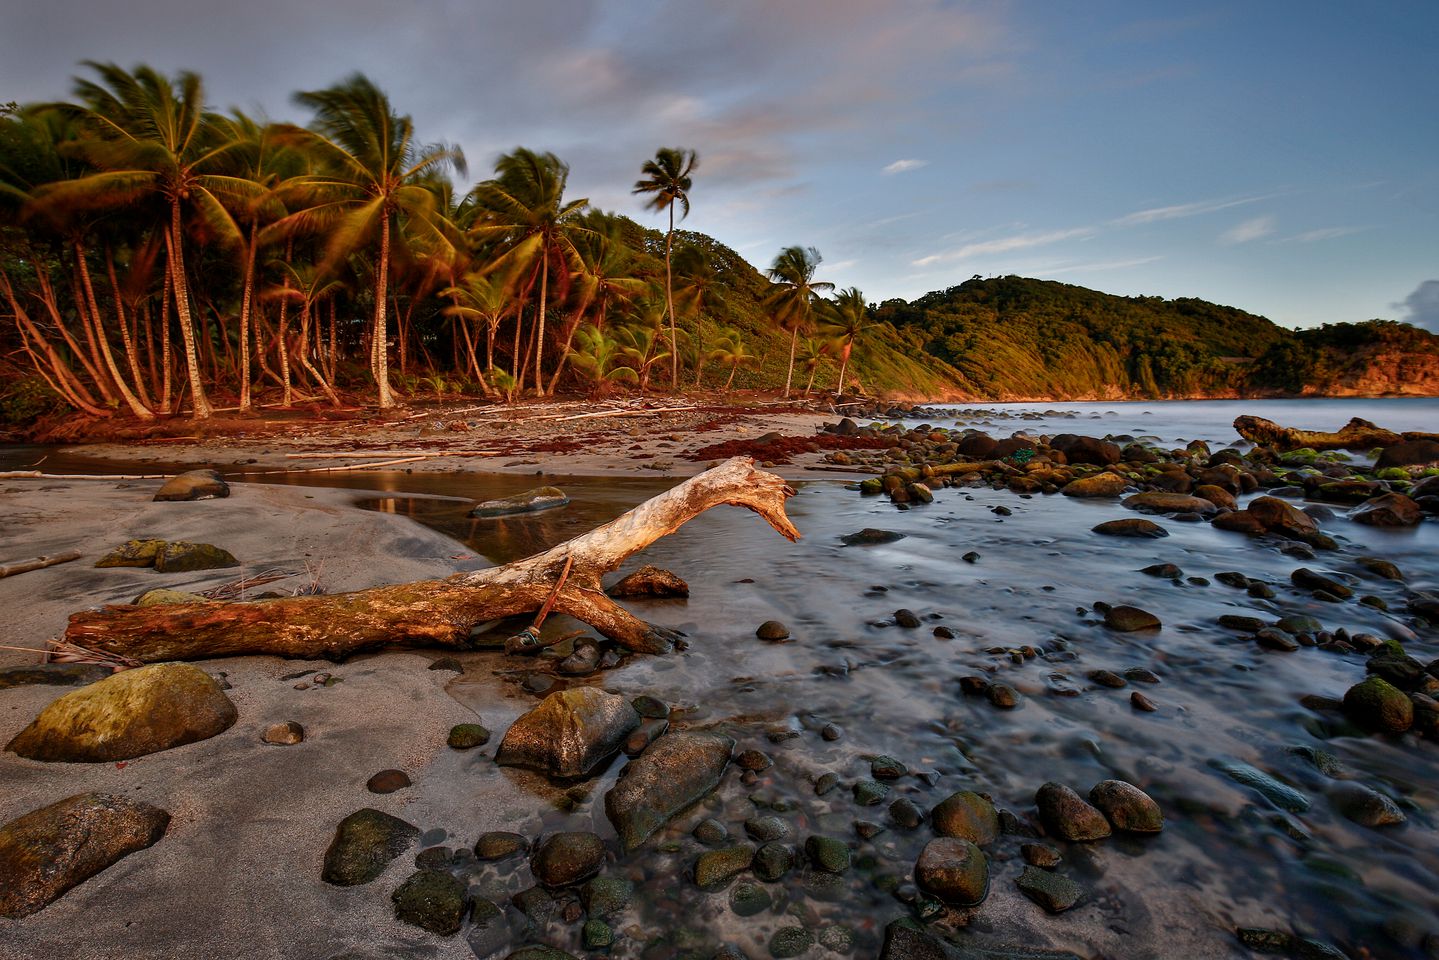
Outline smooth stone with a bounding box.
[753,841,794,881]
[152,469,228,501]
[322,808,420,886]
[1131,691,1158,712]
[496,687,641,778]
[756,620,791,641]
[987,682,1019,708]
[1210,760,1310,812]
[894,608,922,628]
[133,588,209,607]
[1062,473,1128,498]
[930,791,999,845]
[0,793,169,918]
[694,818,730,846]
[1343,676,1414,733]
[1123,492,1218,516]
[769,927,814,959]
[737,748,774,771]
[841,528,907,546]
[879,920,1085,960]
[391,869,469,935]
[730,881,772,917]
[608,564,690,599]
[871,754,908,779]
[153,541,239,573]
[1327,782,1407,827]
[854,779,890,805]
[6,663,237,762]
[367,769,411,794]
[530,831,605,887]
[745,816,792,843]
[1015,865,1085,913]
[805,835,851,873]
[1350,492,1423,527]
[890,796,925,829]
[631,695,670,718]
[1104,605,1161,632]
[474,831,529,861]
[447,723,491,749]
[1093,518,1168,538]
[470,485,568,518]
[1035,782,1111,841]
[261,720,304,745]
[914,837,989,906]
[695,844,755,889]
[582,919,615,950]
[0,664,112,689]
[1021,843,1061,868]
[1088,780,1163,832]
[580,875,634,918]
[604,731,734,851]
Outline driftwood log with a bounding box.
[65,457,799,663]
[1231,416,1438,453]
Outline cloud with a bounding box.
[1113,194,1270,226]
[913,227,1095,266]
[882,159,928,175]
[1042,255,1164,274]
[1221,215,1276,245]
[1283,225,1366,243]
[1397,280,1439,333]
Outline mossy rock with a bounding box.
[1342,677,1413,733]
[322,808,420,886]
[95,539,166,568]
[133,588,210,607]
[154,541,239,573]
[391,869,469,935]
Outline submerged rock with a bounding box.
[756,620,791,641]
[6,662,237,762]
[153,469,229,502]
[1088,780,1163,833]
[1104,605,1161,632]
[1035,782,1111,841]
[1342,677,1413,733]
[930,791,999,845]
[605,731,734,851]
[474,831,529,861]
[0,793,169,918]
[914,837,989,906]
[470,486,569,518]
[840,528,907,546]
[1327,782,1407,827]
[392,869,469,935]
[695,844,754,889]
[531,831,605,887]
[1349,493,1423,527]
[1015,865,1085,913]
[1210,760,1310,812]
[1123,492,1218,516]
[322,808,420,886]
[1093,518,1168,538]
[608,564,690,598]
[497,687,641,778]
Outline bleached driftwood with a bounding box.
[64,457,799,662]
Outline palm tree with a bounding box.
[467,148,587,397]
[633,147,697,391]
[439,267,506,389]
[33,62,257,418]
[797,337,831,396]
[673,245,728,388]
[707,326,759,391]
[546,217,646,393]
[277,74,465,409]
[566,323,636,397]
[764,245,832,398]
[614,299,671,393]
[823,286,870,396]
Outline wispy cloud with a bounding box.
[1282,225,1366,243]
[913,227,1095,266]
[882,159,928,175]
[1113,195,1270,227]
[1221,215,1276,244]
[1043,255,1164,274]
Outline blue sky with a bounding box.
[4,0,1436,330]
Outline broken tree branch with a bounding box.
[0,550,82,579]
[63,457,800,662]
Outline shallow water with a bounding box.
[3,399,1436,958]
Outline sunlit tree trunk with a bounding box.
[237,221,258,411]
[74,240,152,419]
[665,204,678,391]
[160,269,173,414]
[373,213,395,408]
[784,329,799,398]
[167,198,212,418]
[533,252,549,397]
[107,251,154,410]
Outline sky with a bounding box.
[3,0,1437,331]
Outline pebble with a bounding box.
[894,609,922,628]
[367,769,411,794]
[261,721,304,745]
[756,621,791,641]
[1015,865,1085,913]
[870,755,908,779]
[1131,692,1158,712]
[1021,843,1061,868]
[446,723,491,749]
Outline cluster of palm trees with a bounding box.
[0,63,872,421]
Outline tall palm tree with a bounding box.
[764,245,832,398]
[33,62,256,418]
[633,147,697,391]
[468,148,587,397]
[823,286,870,396]
[277,74,465,409]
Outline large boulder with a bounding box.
[605,731,734,851]
[1123,492,1219,517]
[153,469,229,502]
[1349,493,1423,528]
[1375,440,1439,470]
[0,793,169,918]
[322,808,420,886]
[7,662,237,762]
[1049,434,1121,466]
[470,486,569,518]
[154,541,239,573]
[497,688,641,778]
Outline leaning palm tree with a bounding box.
[823,286,870,396]
[633,147,697,391]
[276,74,465,409]
[764,245,833,398]
[468,148,588,396]
[797,337,831,397]
[707,326,759,391]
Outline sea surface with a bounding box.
[3,398,1436,958]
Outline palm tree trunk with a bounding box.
[805,364,818,397]
[533,253,548,397]
[836,341,852,397]
[74,240,152,419]
[665,205,677,392]
[160,269,173,414]
[66,269,114,404]
[725,363,738,391]
[167,198,212,419]
[107,251,154,410]
[297,303,341,406]
[784,328,799,398]
[374,214,394,408]
[238,221,258,411]
[277,284,293,407]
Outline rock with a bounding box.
[154,541,239,573]
[608,564,690,599]
[737,748,773,771]
[1193,484,1238,510]
[1350,493,1423,527]
[0,793,169,918]
[0,664,112,689]
[1130,691,1158,712]
[1104,605,1161,632]
[133,588,209,606]
[6,662,237,762]
[1327,782,1406,827]
[1291,567,1353,598]
[447,723,491,749]
[894,609,922,628]
[729,881,772,917]
[322,808,420,886]
[623,717,669,756]
[1015,865,1085,913]
[557,642,601,676]
[854,779,890,805]
[1050,434,1121,466]
[1123,492,1218,516]
[261,720,304,745]
[367,769,411,794]
[890,797,925,829]
[631,695,669,718]
[914,837,989,906]
[1088,670,1128,688]
[926,790,1000,851]
[1035,782,1111,841]
[1087,780,1163,833]
[581,875,634,918]
[806,835,851,873]
[1093,518,1168,538]
[1210,760,1310,812]
[94,538,167,568]
[694,818,729,846]
[497,687,641,778]
[745,816,792,842]
[1357,557,1404,581]
[1245,496,1327,544]
[1342,677,1413,733]
[695,844,754,889]
[1062,473,1128,498]
[604,731,734,851]
[392,869,469,935]
[753,841,794,881]
[153,469,229,501]
[1021,843,1061,868]
[507,948,578,960]
[582,920,615,950]
[987,683,1019,708]
[1375,440,1439,470]
[470,485,568,518]
[841,528,907,546]
[429,656,464,672]
[769,927,815,959]
[871,754,908,779]
[756,620,791,641]
[530,832,605,887]
[474,831,529,861]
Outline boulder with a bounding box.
[94,538,166,568]
[605,731,734,851]
[153,469,229,502]
[0,793,169,918]
[930,791,999,845]
[1193,484,1238,511]
[914,837,989,906]
[1049,434,1121,466]
[1061,473,1128,498]
[392,869,469,935]
[497,688,641,778]
[154,541,239,573]
[1123,492,1219,517]
[322,808,420,886]
[530,831,606,887]
[955,433,997,459]
[1375,440,1439,470]
[607,565,690,599]
[7,662,237,762]
[1342,677,1413,733]
[1087,780,1163,833]
[470,486,569,518]
[1035,782,1111,841]
[1349,493,1423,528]
[1093,518,1168,538]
